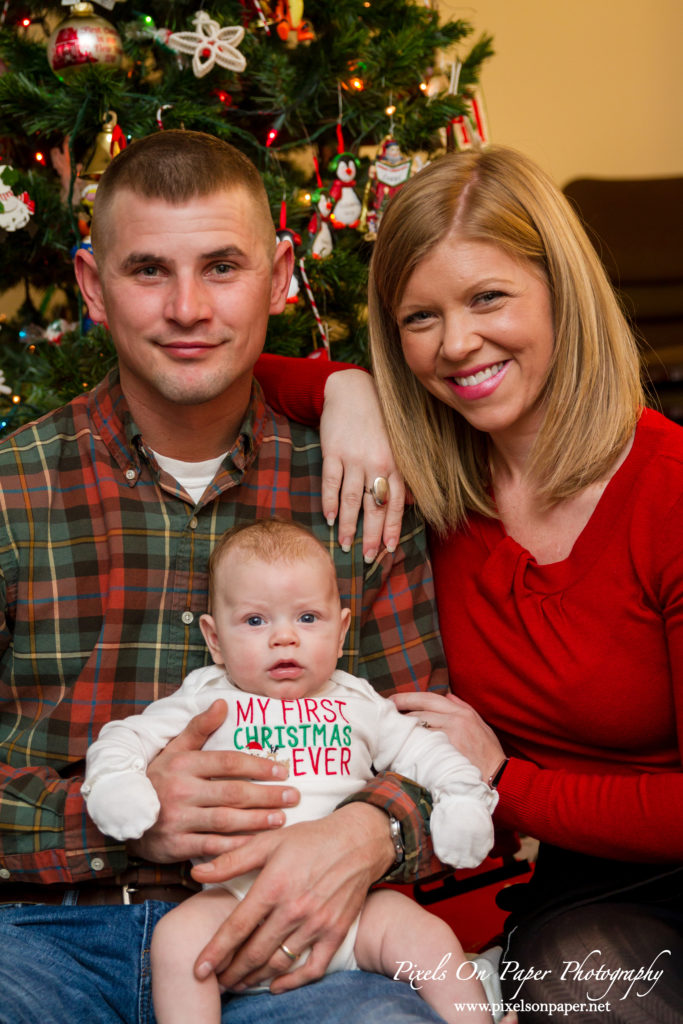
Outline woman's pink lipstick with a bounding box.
[446,360,510,400]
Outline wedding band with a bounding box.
[279,943,299,962]
[419,719,432,729]
[364,476,389,507]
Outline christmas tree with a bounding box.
[0,0,493,434]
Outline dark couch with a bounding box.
[563,176,683,419]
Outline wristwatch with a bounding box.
[388,815,405,866]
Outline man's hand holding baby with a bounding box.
[191,801,395,992]
[127,699,300,865]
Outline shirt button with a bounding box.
[189,517,198,530]
[181,611,194,625]
[0,868,10,880]
[125,468,136,481]
[91,858,105,872]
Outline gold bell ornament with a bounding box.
[81,111,126,180]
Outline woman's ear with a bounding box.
[73,248,108,325]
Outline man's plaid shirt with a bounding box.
[0,370,447,886]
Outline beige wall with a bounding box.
[442,0,682,185]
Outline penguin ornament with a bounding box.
[328,152,361,230]
[307,189,334,259]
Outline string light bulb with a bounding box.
[342,60,366,92]
[266,113,285,148]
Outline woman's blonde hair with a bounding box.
[369,146,645,534]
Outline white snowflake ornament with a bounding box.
[168,12,247,78]
[0,370,12,397]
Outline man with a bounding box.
[0,131,447,1023]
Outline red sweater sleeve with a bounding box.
[254,353,362,427]
[494,757,683,862]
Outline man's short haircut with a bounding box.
[207,520,336,605]
[90,129,275,260]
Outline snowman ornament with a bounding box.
[0,166,34,232]
[328,153,361,229]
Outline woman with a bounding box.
[365,146,683,1021]
[262,144,683,1020]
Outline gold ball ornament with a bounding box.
[47,3,123,81]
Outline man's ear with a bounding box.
[269,237,295,315]
[199,613,225,667]
[73,248,107,325]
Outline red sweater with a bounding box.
[432,407,683,863]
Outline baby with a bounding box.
[83,520,498,1024]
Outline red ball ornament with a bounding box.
[47,2,123,81]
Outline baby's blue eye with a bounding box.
[247,615,264,626]
[299,613,317,624]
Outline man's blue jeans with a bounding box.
[0,902,445,1024]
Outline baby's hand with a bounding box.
[82,771,160,841]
